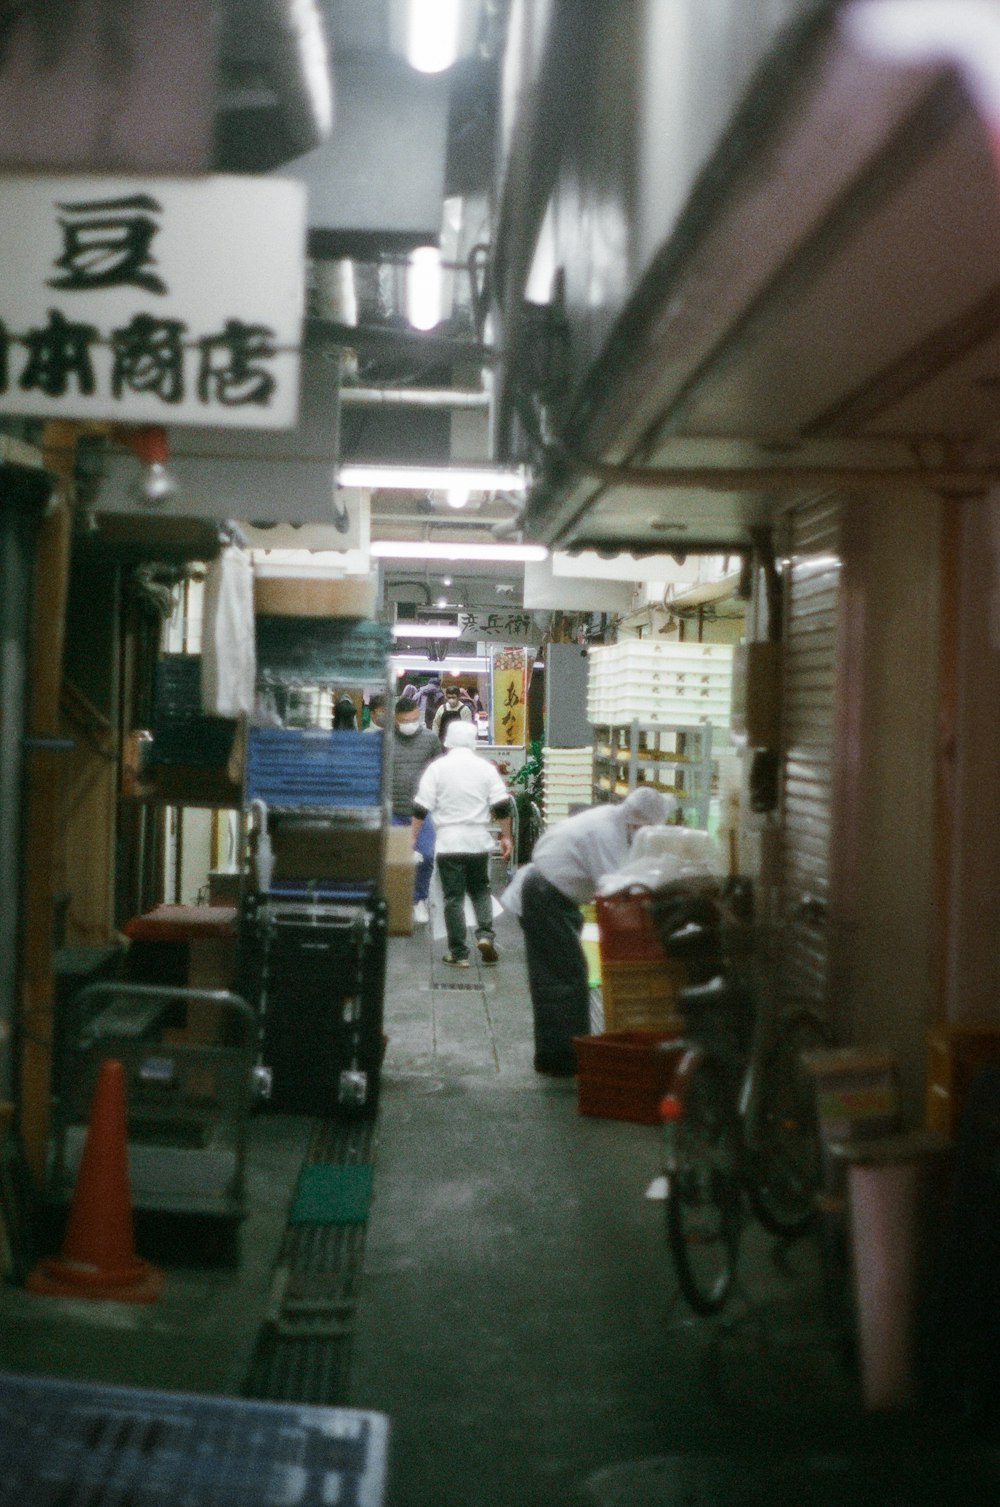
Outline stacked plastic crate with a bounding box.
[587,640,734,827]
[541,745,593,826]
[587,639,735,732]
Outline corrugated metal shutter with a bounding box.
[778,494,842,1010]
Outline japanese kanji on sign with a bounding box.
[0,174,306,428]
[491,648,527,746]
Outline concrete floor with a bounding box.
[0,908,996,1504]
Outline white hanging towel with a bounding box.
[202,544,256,717]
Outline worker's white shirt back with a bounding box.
[531,804,630,902]
[413,747,509,854]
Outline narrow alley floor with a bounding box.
[0,909,997,1505]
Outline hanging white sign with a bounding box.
[0,174,306,428]
[457,609,544,645]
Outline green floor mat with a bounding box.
[289,1164,374,1225]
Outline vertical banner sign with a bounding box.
[0,174,306,428]
[492,648,527,746]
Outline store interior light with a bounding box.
[371,540,548,562]
[338,464,528,493]
[390,622,462,639]
[393,654,489,673]
[407,246,443,331]
[406,0,462,73]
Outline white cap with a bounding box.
[444,720,478,750]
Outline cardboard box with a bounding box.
[271,822,383,883]
[188,936,237,992]
[730,640,782,748]
[384,824,414,936]
[253,572,376,618]
[926,1023,1000,1137]
[186,936,237,1042]
[803,1047,901,1145]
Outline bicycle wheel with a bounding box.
[748,1009,831,1238]
[665,1054,743,1315]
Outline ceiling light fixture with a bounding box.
[406,0,462,73]
[407,245,443,331]
[445,486,471,510]
[371,540,548,563]
[338,464,528,493]
[393,654,488,674]
[390,622,462,640]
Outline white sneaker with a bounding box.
[413,900,430,925]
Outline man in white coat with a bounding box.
[412,720,513,968]
[502,787,671,1073]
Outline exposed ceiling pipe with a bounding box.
[216,0,332,170]
[340,387,490,408]
[250,0,333,157]
[577,459,1000,493]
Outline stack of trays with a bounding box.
[587,640,734,730]
[541,746,593,825]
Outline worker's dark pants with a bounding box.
[519,869,588,1069]
[437,852,494,960]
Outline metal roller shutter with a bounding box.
[778,494,842,1011]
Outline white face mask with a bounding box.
[397,720,420,737]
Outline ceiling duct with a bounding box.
[393,604,462,633]
[216,0,333,172]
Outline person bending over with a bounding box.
[502,787,671,1074]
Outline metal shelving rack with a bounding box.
[591,720,714,829]
[239,619,394,1120]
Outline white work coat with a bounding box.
[413,748,509,854]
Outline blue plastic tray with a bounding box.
[0,1371,388,1505]
[246,727,382,808]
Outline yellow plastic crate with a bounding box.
[600,958,685,1033]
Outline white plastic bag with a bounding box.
[596,825,723,896]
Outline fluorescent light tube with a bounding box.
[406,0,462,72]
[337,464,527,492]
[393,654,489,673]
[407,246,443,331]
[390,622,462,639]
[371,540,548,562]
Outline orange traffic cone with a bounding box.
[27,1058,163,1302]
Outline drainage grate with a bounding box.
[243,1120,379,1405]
[0,1371,388,1506]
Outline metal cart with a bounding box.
[50,982,257,1223]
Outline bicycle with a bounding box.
[647,882,832,1316]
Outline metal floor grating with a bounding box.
[243,1119,378,1406]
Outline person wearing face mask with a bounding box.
[432,684,473,745]
[391,696,441,923]
[501,787,674,1074]
[364,693,387,731]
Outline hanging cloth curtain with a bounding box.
[201,544,256,717]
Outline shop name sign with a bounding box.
[0,175,306,428]
[457,610,540,644]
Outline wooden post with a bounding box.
[18,423,76,1187]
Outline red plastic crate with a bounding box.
[595,887,666,964]
[573,1030,683,1125]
